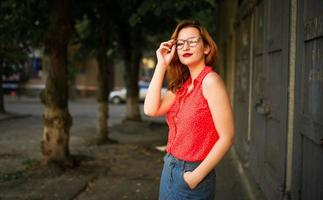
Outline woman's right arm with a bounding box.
[144,40,176,117]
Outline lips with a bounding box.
[182,53,193,57]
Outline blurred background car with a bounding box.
[109,82,167,104]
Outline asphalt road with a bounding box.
[3,96,165,126]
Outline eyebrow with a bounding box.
[176,36,199,41]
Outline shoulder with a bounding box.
[202,71,228,101]
[202,71,225,90]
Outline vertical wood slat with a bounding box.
[293,0,323,199]
[249,0,290,199]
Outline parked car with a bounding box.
[109,83,167,104]
[2,81,19,94]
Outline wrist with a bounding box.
[155,63,167,71]
[184,171,200,189]
[191,170,204,184]
[156,63,167,70]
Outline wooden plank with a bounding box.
[293,0,323,199]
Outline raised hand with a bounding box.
[156,39,176,69]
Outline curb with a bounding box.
[0,113,31,122]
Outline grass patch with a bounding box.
[0,171,24,182]
[22,159,41,170]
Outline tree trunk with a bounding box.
[122,30,142,121]
[40,0,73,166]
[96,48,110,144]
[0,64,5,113]
[124,53,141,121]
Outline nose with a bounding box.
[183,41,190,50]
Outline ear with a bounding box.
[204,45,210,55]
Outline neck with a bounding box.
[187,63,206,81]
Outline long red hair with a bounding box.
[167,20,218,92]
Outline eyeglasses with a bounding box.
[176,37,201,50]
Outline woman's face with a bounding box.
[176,27,209,68]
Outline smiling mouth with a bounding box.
[183,53,193,57]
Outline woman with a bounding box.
[144,20,234,200]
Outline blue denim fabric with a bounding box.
[159,153,216,200]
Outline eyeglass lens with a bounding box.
[176,37,200,49]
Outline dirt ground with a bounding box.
[0,115,168,200]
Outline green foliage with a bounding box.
[0,0,49,44]
[126,0,217,52]
[67,62,78,82]
[75,15,91,42]
[0,0,219,77]
[71,0,119,65]
[73,14,96,61]
[192,9,217,38]
[2,62,21,77]
[0,0,49,62]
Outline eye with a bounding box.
[176,42,184,46]
[189,38,198,44]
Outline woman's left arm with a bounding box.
[184,72,235,189]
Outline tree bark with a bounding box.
[124,51,141,121]
[96,48,109,144]
[40,0,73,166]
[121,29,142,121]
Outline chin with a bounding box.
[181,60,200,67]
[181,61,191,66]
[179,58,194,66]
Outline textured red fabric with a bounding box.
[166,66,219,162]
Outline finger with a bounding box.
[162,39,174,44]
[170,39,176,45]
[160,43,172,49]
[168,39,175,43]
[161,40,174,47]
[160,46,171,52]
[157,47,170,55]
[170,44,176,55]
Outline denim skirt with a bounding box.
[159,153,216,200]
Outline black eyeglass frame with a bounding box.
[175,37,201,50]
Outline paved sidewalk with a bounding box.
[0,112,21,121]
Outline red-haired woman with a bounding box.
[144,20,235,200]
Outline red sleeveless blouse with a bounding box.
[166,66,219,162]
